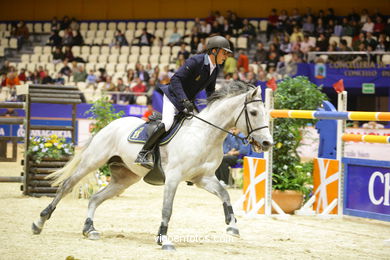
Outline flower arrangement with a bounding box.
[27,134,74,163]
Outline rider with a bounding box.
[135,35,233,169]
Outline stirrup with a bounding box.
[135,151,154,169]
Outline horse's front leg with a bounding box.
[194,175,240,237]
[156,175,180,250]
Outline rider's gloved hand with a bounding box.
[182,99,194,113]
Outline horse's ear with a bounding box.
[249,86,261,99]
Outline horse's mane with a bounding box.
[207,80,256,105]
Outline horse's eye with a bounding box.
[250,111,257,116]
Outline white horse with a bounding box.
[32,81,273,250]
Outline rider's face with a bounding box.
[216,49,229,65]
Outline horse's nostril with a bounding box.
[262,141,273,147]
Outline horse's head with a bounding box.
[235,87,273,152]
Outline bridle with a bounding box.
[186,96,268,144]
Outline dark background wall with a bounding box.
[0,0,389,21]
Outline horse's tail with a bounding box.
[46,138,92,187]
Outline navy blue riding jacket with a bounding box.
[159,53,218,111]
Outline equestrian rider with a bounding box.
[135,35,233,169]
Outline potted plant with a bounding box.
[272,76,327,213]
[27,135,74,163]
[85,97,125,179]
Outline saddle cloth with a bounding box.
[127,116,186,145]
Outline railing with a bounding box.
[307,51,390,63]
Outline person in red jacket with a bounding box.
[237,50,249,73]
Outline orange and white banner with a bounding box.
[313,158,339,214]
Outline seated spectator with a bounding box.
[0,61,10,75]
[48,30,62,48]
[352,32,366,51]
[37,66,46,81]
[215,127,250,186]
[176,54,186,69]
[52,47,65,64]
[116,77,126,92]
[315,33,329,51]
[53,73,65,85]
[221,19,233,36]
[167,27,182,47]
[223,53,237,76]
[102,76,116,91]
[266,66,279,80]
[62,28,73,46]
[113,30,128,48]
[257,70,267,82]
[279,35,292,55]
[177,43,190,60]
[86,70,97,89]
[229,12,243,35]
[266,9,279,40]
[252,42,267,64]
[210,20,222,36]
[60,16,71,30]
[50,16,59,32]
[70,17,79,31]
[131,77,147,96]
[290,26,304,43]
[72,30,84,46]
[337,40,353,61]
[266,51,279,71]
[42,70,54,84]
[315,18,326,37]
[376,34,389,52]
[237,50,249,73]
[324,19,335,37]
[246,71,257,85]
[190,36,200,54]
[126,69,135,84]
[72,64,87,83]
[135,28,155,46]
[300,35,315,58]
[361,16,374,34]
[366,32,377,50]
[341,17,353,37]
[63,46,74,62]
[18,69,26,82]
[199,20,211,38]
[225,34,235,53]
[197,38,206,53]
[135,63,150,83]
[302,16,315,36]
[59,59,72,77]
[237,67,247,81]
[240,18,256,40]
[373,16,385,37]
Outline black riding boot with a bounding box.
[134,123,166,169]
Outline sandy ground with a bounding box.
[0,148,390,260]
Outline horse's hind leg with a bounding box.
[194,175,240,237]
[83,163,141,240]
[32,166,94,235]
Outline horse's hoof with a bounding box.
[162,244,176,251]
[226,227,240,238]
[87,231,100,240]
[32,222,42,235]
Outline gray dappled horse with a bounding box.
[32,81,273,250]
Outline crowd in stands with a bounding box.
[0,8,389,105]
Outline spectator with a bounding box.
[5,71,21,88]
[177,43,190,60]
[167,27,182,47]
[50,16,59,31]
[229,12,243,35]
[113,30,128,47]
[135,63,150,83]
[246,71,257,85]
[42,70,53,84]
[225,34,235,53]
[237,50,249,73]
[223,53,237,76]
[342,18,355,37]
[197,38,206,53]
[266,51,279,71]
[18,68,26,82]
[62,28,73,46]
[215,11,225,25]
[59,59,72,77]
[86,70,97,89]
[0,108,18,117]
[176,54,186,69]
[237,67,247,81]
[215,127,249,186]
[257,69,267,82]
[48,30,62,47]
[302,16,315,36]
[190,36,200,54]
[290,26,304,43]
[338,39,353,61]
[315,18,326,37]
[278,9,289,31]
[142,103,154,121]
[366,32,377,50]
[362,121,384,129]
[60,16,71,30]
[102,76,116,91]
[240,18,256,40]
[72,65,87,83]
[63,46,74,61]
[376,34,389,52]
[12,21,29,51]
[199,20,211,38]
[53,73,65,85]
[0,60,10,75]
[135,28,155,46]
[279,34,292,55]
[300,35,315,57]
[347,8,360,23]
[221,19,233,36]
[126,69,135,84]
[290,8,302,25]
[325,8,336,25]
[352,32,366,51]
[359,9,369,25]
[72,30,84,46]
[324,19,335,37]
[52,46,65,64]
[210,21,222,36]
[116,77,127,93]
[252,42,267,65]
[373,16,385,37]
[315,33,329,51]
[70,17,79,31]
[361,16,374,33]
[267,9,279,40]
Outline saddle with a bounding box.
[128,112,186,186]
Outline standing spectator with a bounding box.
[253,42,267,64]
[12,21,29,51]
[237,50,249,73]
[223,53,237,76]
[70,17,79,31]
[267,9,279,40]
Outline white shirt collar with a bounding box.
[207,55,216,75]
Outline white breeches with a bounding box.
[162,95,179,131]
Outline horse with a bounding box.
[31,81,273,250]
